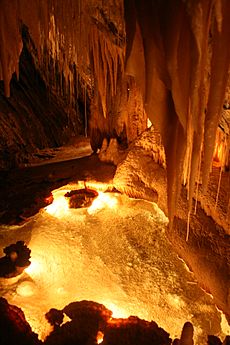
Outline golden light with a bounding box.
[16,282,36,297]
[96,331,104,344]
[213,141,224,166]
[221,313,230,336]
[87,192,118,215]
[78,181,112,192]
[213,128,227,168]
[103,302,129,319]
[147,118,152,128]
[1,186,227,343]
[25,259,43,277]
[62,313,72,326]
[45,189,70,217]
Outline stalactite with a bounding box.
[186,0,212,212]
[0,0,23,97]
[186,211,190,242]
[89,24,124,119]
[215,167,223,211]
[182,106,193,188]
[214,134,228,210]
[125,0,230,224]
[84,83,87,137]
[202,0,230,193]
[194,149,202,215]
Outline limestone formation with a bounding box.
[0,297,41,345]
[0,241,31,278]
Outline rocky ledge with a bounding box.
[1,298,230,345]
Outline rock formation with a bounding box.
[114,127,230,323]
[1,298,230,345]
[0,241,31,278]
[0,297,41,345]
[0,0,229,339]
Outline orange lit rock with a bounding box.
[65,188,98,208]
[114,127,230,323]
[0,297,41,345]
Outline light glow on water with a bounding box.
[88,192,118,214]
[45,189,70,217]
[0,184,228,343]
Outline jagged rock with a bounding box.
[0,298,41,345]
[223,336,230,345]
[0,241,31,278]
[114,127,230,323]
[114,127,167,212]
[219,110,230,136]
[63,300,112,327]
[45,309,64,327]
[98,137,127,165]
[45,302,171,345]
[45,301,112,345]
[65,188,98,208]
[173,340,180,345]
[1,298,228,345]
[102,316,171,345]
[208,335,222,345]
[0,32,83,170]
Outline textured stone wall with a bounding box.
[0,28,84,169]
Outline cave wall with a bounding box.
[0,0,229,332]
[90,74,147,152]
[121,1,230,318]
[0,28,83,169]
[124,0,230,223]
[0,0,147,168]
[0,0,229,215]
[1,0,228,221]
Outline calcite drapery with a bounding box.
[125,0,230,222]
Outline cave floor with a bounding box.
[0,188,227,344]
[0,147,116,225]
[0,144,229,344]
[24,137,93,167]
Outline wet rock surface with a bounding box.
[65,188,98,208]
[0,241,31,278]
[0,154,115,225]
[0,298,41,345]
[1,298,229,345]
[0,31,83,170]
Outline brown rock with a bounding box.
[180,322,194,345]
[103,316,171,345]
[0,298,41,345]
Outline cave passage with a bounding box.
[0,185,227,343]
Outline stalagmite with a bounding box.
[180,322,194,345]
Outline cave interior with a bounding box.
[0,1,230,345]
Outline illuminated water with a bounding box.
[0,185,228,343]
